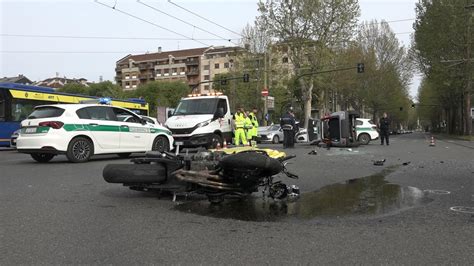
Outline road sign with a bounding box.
[261,90,269,96]
[266,96,274,109]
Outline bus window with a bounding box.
[0,92,5,121]
[11,99,37,122]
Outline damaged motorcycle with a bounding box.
[103,148,300,204]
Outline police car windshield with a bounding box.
[174,98,218,115]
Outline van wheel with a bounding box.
[208,134,222,149]
[152,136,170,152]
[358,133,371,145]
[66,137,94,163]
[30,153,55,163]
[272,135,280,144]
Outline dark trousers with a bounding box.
[380,130,389,145]
[283,129,294,148]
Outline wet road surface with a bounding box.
[1,132,473,264]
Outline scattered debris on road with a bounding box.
[373,159,386,166]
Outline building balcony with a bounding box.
[186,70,199,76]
[185,58,199,66]
[139,74,150,79]
[122,67,140,73]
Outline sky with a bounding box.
[0,0,420,98]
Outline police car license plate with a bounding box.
[25,127,37,133]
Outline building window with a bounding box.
[224,62,229,68]
[282,57,289,63]
[214,63,220,69]
[204,75,210,81]
[204,65,210,70]
[204,85,209,91]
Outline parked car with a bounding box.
[258,124,284,144]
[10,129,20,148]
[16,104,174,163]
[140,115,160,125]
[356,118,379,145]
[119,115,160,126]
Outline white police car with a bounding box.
[16,103,173,163]
[356,118,379,145]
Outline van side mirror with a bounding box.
[214,108,224,119]
[167,110,173,117]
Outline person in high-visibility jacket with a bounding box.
[244,111,254,142]
[248,108,259,141]
[233,108,248,146]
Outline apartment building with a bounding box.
[115,46,242,93]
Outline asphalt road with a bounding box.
[1,132,473,264]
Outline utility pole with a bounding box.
[466,1,473,135]
[263,50,268,126]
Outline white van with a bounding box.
[165,93,232,148]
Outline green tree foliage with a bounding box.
[257,0,360,128]
[88,81,124,98]
[58,81,123,98]
[57,83,89,95]
[324,20,412,129]
[412,0,472,134]
[127,81,189,117]
[213,72,264,113]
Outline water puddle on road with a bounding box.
[174,168,433,222]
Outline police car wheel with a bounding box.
[66,137,94,163]
[30,153,55,163]
[358,133,370,145]
[152,136,169,152]
[272,135,280,144]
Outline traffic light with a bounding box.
[357,63,365,73]
[411,104,416,108]
[243,73,250,82]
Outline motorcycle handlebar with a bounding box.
[280,155,296,162]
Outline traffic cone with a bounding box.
[223,139,228,149]
[429,136,435,147]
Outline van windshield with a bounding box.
[174,98,218,115]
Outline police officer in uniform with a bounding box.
[379,112,391,145]
[244,110,253,145]
[249,107,259,142]
[233,107,247,146]
[280,108,296,148]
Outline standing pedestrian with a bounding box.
[379,112,391,145]
[280,108,296,148]
[233,107,247,146]
[248,108,259,143]
[244,110,253,145]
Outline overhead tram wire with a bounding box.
[0,33,239,41]
[137,0,238,45]
[167,0,243,38]
[94,0,210,46]
[0,50,150,54]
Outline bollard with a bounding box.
[429,136,435,147]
